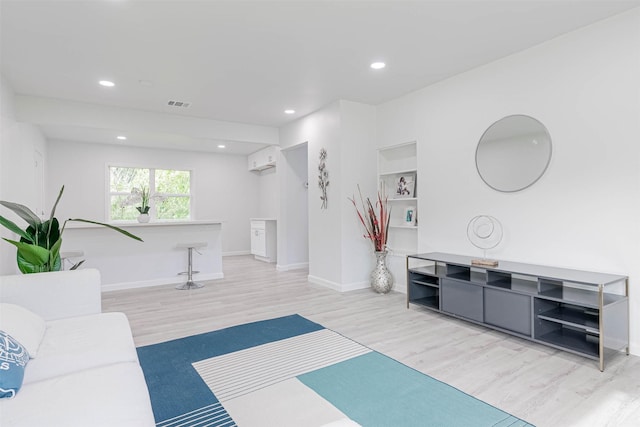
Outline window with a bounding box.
[109,166,191,221]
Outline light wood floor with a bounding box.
[103,255,640,427]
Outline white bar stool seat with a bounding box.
[60,250,84,270]
[176,242,207,290]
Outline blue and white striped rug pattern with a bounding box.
[137,314,534,427]
[193,328,371,402]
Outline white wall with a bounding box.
[256,167,278,219]
[16,95,279,147]
[376,9,640,353]
[0,75,48,275]
[281,101,343,285]
[46,139,259,255]
[279,100,376,289]
[277,143,309,270]
[339,101,378,285]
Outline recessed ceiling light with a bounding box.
[218,144,226,149]
[116,136,127,140]
[370,62,386,70]
[99,80,115,87]
[284,109,295,114]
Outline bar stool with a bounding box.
[176,242,207,290]
[60,250,84,270]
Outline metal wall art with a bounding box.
[467,215,503,266]
[318,148,329,209]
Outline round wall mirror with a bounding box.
[475,115,552,192]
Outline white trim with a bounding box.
[341,280,371,292]
[307,275,341,291]
[254,254,276,263]
[378,140,418,153]
[223,250,251,257]
[393,283,407,294]
[101,272,223,292]
[106,164,192,222]
[104,162,111,221]
[276,262,309,271]
[307,275,369,292]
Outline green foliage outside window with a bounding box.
[157,197,190,220]
[109,166,191,221]
[156,169,190,194]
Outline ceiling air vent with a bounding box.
[167,100,191,108]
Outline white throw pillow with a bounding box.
[0,303,46,358]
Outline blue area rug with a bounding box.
[137,314,534,427]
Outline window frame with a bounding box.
[106,163,193,223]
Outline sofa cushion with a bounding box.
[0,331,30,399]
[23,312,139,385]
[0,303,46,358]
[0,361,155,426]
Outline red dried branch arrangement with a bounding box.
[349,185,391,252]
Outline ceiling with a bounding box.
[2,0,639,154]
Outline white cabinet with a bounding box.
[250,219,277,262]
[251,226,266,256]
[248,146,279,171]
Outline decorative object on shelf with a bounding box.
[318,148,329,209]
[467,215,502,267]
[394,174,415,198]
[403,206,416,226]
[476,115,552,193]
[137,213,150,223]
[371,250,393,294]
[349,185,393,293]
[0,186,142,274]
[377,142,418,259]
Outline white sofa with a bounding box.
[0,269,155,427]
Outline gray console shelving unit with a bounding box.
[407,252,629,371]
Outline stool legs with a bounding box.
[176,247,204,290]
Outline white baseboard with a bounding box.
[222,250,251,257]
[393,284,407,294]
[341,280,370,292]
[307,275,369,292]
[102,272,224,292]
[276,262,309,271]
[307,275,341,291]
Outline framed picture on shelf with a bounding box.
[403,206,417,226]
[394,174,415,198]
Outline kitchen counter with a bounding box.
[63,221,223,290]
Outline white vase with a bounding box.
[137,213,150,223]
[370,250,393,294]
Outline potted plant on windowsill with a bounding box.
[0,186,143,273]
[121,187,165,223]
[135,187,151,223]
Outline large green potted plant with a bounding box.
[0,186,142,273]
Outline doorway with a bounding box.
[278,142,309,270]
